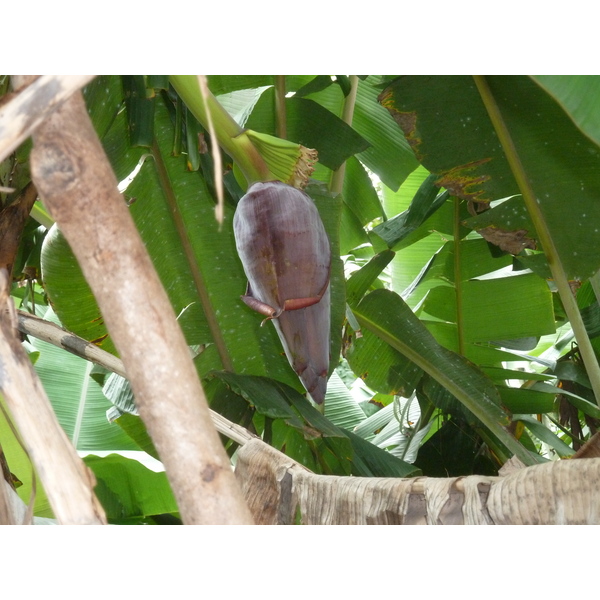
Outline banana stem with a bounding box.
[274,76,287,140]
[330,75,359,195]
[169,75,270,186]
[474,75,600,407]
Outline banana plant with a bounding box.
[14,75,600,496]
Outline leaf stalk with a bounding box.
[169,75,271,186]
[330,75,359,195]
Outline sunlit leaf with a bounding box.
[352,288,540,465]
[29,309,138,451]
[84,454,178,523]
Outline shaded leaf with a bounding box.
[414,418,499,477]
[379,75,600,280]
[211,372,304,425]
[497,386,556,414]
[123,75,155,147]
[345,322,423,397]
[82,75,124,140]
[513,415,574,457]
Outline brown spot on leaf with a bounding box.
[394,112,421,156]
[302,425,322,440]
[378,90,425,159]
[476,226,537,254]
[435,159,493,203]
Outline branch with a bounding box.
[17,310,256,447]
[24,82,253,524]
[0,75,95,164]
[0,183,38,280]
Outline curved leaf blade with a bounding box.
[352,288,539,465]
[84,454,178,523]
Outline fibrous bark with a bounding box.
[236,439,600,525]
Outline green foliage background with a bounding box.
[4,75,600,522]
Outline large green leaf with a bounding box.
[421,271,556,343]
[82,75,124,140]
[210,371,419,477]
[207,75,313,97]
[371,173,449,249]
[41,226,118,356]
[380,75,600,280]
[351,288,540,465]
[419,238,513,285]
[513,415,574,458]
[345,249,395,306]
[322,370,367,432]
[345,323,423,397]
[343,156,384,224]
[0,393,52,518]
[373,167,456,304]
[353,76,420,190]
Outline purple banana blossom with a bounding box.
[233,181,331,404]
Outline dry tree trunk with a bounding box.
[236,439,600,525]
[11,76,253,524]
